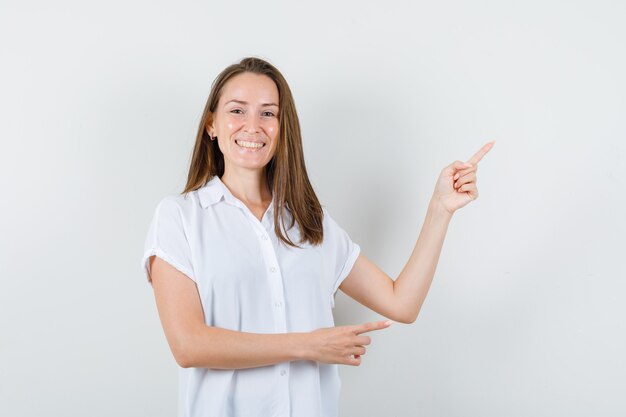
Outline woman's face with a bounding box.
[208,72,280,175]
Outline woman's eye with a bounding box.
[263,111,275,117]
[230,109,243,114]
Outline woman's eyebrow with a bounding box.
[225,99,278,107]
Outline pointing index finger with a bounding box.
[467,141,495,165]
[354,320,394,335]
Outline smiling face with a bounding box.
[207,72,280,176]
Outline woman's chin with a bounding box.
[227,157,271,171]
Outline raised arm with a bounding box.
[338,201,452,324]
[339,142,494,323]
[149,256,392,369]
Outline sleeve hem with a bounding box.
[141,248,196,285]
[330,243,361,308]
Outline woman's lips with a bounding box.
[235,139,266,151]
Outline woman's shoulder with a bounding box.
[319,205,353,238]
[153,190,202,219]
[320,205,334,226]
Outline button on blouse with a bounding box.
[141,175,361,417]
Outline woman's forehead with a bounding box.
[220,73,279,105]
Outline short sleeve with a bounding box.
[322,207,361,308]
[140,197,196,285]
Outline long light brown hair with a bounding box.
[182,57,323,248]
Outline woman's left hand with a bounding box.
[431,141,495,214]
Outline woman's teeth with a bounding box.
[236,140,265,149]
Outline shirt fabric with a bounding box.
[140,175,361,417]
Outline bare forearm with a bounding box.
[394,199,453,322]
[180,326,309,370]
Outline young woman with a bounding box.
[141,56,494,417]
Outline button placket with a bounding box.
[244,212,287,334]
[225,198,290,416]
[242,210,290,416]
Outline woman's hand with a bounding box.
[431,141,495,214]
[305,320,393,366]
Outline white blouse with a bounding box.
[141,175,361,417]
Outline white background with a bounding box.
[1,0,625,416]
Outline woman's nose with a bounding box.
[243,114,261,133]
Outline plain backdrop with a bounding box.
[1,0,625,416]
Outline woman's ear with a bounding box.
[205,112,215,137]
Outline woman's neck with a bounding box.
[220,167,272,205]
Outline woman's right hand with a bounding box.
[305,320,393,366]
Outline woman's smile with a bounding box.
[235,139,266,150]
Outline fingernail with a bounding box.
[384,320,394,326]
[453,174,459,180]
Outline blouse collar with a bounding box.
[197,175,278,215]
